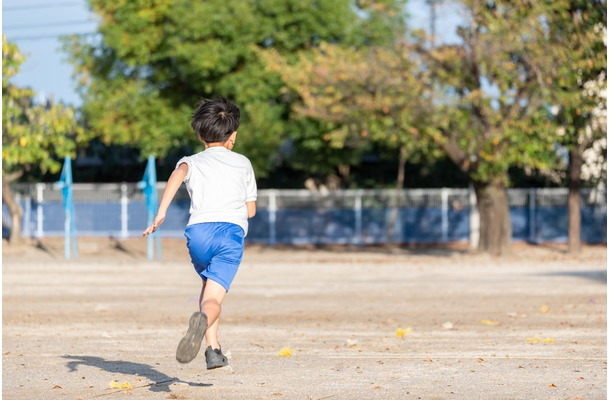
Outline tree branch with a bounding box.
[438,127,471,175]
[2,170,24,183]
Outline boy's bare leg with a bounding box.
[199,280,226,349]
[205,317,221,349]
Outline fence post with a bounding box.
[120,183,129,239]
[354,190,362,245]
[268,190,277,246]
[15,192,22,236]
[23,194,31,237]
[529,188,536,243]
[469,184,479,249]
[35,183,44,239]
[441,188,449,242]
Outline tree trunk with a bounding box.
[567,146,582,254]
[337,164,350,182]
[473,179,511,256]
[387,143,407,242]
[2,172,24,244]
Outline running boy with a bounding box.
[143,97,257,369]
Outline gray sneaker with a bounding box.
[205,346,228,369]
[176,312,207,364]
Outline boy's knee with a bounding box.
[203,298,222,309]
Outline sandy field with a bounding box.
[2,238,607,399]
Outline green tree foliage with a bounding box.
[64,0,400,179]
[261,0,414,187]
[542,0,606,152]
[262,40,441,239]
[263,41,439,181]
[2,36,90,243]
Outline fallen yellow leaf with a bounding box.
[527,335,555,344]
[109,381,132,390]
[480,320,498,326]
[396,327,412,338]
[540,305,549,313]
[278,347,293,357]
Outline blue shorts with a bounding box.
[184,222,245,292]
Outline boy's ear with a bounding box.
[229,131,237,141]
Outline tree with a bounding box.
[63,0,393,180]
[541,0,606,254]
[2,36,91,243]
[410,0,566,255]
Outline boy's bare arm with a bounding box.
[246,201,256,218]
[142,163,188,236]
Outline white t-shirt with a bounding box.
[177,147,257,235]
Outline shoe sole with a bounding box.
[207,361,228,370]
[207,355,228,370]
[176,312,207,364]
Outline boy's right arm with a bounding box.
[142,163,188,236]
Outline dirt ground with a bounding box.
[2,238,607,400]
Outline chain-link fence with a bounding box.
[3,183,607,244]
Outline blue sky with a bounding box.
[2,0,99,105]
[2,0,462,107]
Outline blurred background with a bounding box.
[2,0,607,255]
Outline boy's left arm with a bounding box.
[142,163,188,236]
[246,201,256,218]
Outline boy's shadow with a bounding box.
[62,355,211,393]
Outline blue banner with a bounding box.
[55,156,78,259]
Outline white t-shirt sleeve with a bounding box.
[245,159,257,202]
[176,156,192,182]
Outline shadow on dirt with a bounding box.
[542,269,607,284]
[256,242,472,258]
[62,355,211,393]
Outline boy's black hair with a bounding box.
[191,97,240,143]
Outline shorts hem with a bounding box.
[201,272,232,292]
